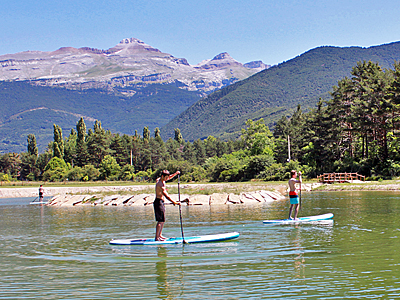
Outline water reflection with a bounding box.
[40,203,44,226]
[287,220,334,280]
[156,247,170,299]
[155,246,186,300]
[291,226,305,279]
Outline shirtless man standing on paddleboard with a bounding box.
[288,170,302,220]
[154,170,180,241]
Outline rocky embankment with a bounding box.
[46,190,286,207]
[0,182,324,206]
[0,185,150,199]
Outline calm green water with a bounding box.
[1,191,400,299]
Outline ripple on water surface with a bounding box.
[1,192,400,299]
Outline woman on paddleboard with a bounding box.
[154,170,180,241]
[288,170,302,220]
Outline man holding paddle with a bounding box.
[154,170,180,241]
[38,185,44,202]
[288,170,302,220]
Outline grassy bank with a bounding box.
[0,180,152,188]
[62,181,289,197]
[2,179,400,197]
[314,180,400,191]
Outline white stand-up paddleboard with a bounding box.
[29,201,47,205]
[263,213,334,224]
[109,231,240,245]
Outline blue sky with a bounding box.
[1,0,400,65]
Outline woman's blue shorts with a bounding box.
[289,196,299,205]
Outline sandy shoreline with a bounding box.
[0,185,151,199]
[1,181,399,199]
[0,182,292,199]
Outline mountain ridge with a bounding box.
[162,41,400,140]
[0,80,201,154]
[0,37,269,95]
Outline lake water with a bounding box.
[1,191,400,299]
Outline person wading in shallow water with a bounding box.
[154,170,180,241]
[288,170,302,220]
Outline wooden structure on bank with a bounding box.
[317,173,366,183]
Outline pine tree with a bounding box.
[87,121,111,167]
[64,129,77,166]
[75,118,88,167]
[154,127,163,144]
[53,124,64,158]
[273,116,291,163]
[143,126,150,141]
[110,133,125,166]
[27,134,38,157]
[174,128,184,144]
[193,139,207,165]
[289,105,305,161]
[183,142,197,164]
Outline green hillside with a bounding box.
[162,42,400,140]
[3,41,400,154]
[0,82,200,153]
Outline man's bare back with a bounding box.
[288,177,298,192]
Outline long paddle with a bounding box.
[178,174,187,244]
[299,171,302,210]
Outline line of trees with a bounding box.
[0,117,294,182]
[274,60,400,179]
[1,60,400,182]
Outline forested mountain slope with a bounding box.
[0,37,268,154]
[163,42,400,140]
[0,81,200,153]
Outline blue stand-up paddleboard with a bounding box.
[29,197,47,205]
[263,213,334,224]
[109,231,240,245]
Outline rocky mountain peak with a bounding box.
[195,52,242,70]
[212,52,232,60]
[0,37,268,94]
[244,60,269,69]
[110,37,161,54]
[118,37,146,45]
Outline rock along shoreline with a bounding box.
[46,190,287,207]
[0,183,325,206]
